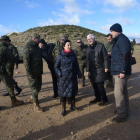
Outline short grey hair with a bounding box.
[87,34,96,40]
[59,36,65,41]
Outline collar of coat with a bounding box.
[61,49,75,56]
[89,41,97,49]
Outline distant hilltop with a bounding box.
[7,31,21,36]
[7,25,107,49]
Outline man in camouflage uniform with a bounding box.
[52,36,65,63]
[106,33,114,86]
[23,33,43,112]
[1,36,22,96]
[74,38,87,87]
[0,36,24,107]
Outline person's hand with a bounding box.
[78,78,81,81]
[119,73,125,78]
[14,66,18,70]
[108,52,111,56]
[29,76,34,80]
[87,72,90,76]
[105,69,108,72]
[39,43,44,49]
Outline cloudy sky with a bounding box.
[0,0,140,42]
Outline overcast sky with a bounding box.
[0,0,140,42]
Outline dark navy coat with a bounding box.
[86,41,109,83]
[54,50,81,97]
[111,33,131,75]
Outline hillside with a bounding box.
[8,25,107,51]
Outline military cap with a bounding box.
[64,33,69,38]
[0,35,11,42]
[33,33,40,38]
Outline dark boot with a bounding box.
[33,101,44,112]
[11,97,24,107]
[61,102,66,116]
[15,85,22,96]
[2,92,10,96]
[70,100,78,110]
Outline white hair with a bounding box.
[87,34,96,40]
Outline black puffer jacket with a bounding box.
[54,50,81,97]
[86,41,109,83]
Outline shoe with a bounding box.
[33,101,44,112]
[89,98,101,104]
[15,86,22,96]
[53,94,58,98]
[2,92,10,96]
[11,97,24,107]
[112,116,126,123]
[61,102,66,116]
[98,101,109,106]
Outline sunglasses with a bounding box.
[77,41,81,43]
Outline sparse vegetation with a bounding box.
[9,25,107,50]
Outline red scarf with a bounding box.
[64,49,72,54]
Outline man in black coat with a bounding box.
[39,39,58,98]
[110,23,131,123]
[86,34,109,106]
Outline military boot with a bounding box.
[11,97,24,107]
[61,102,66,116]
[33,101,44,112]
[2,92,10,96]
[15,85,22,96]
[70,100,78,110]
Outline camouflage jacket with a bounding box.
[52,40,63,63]
[0,42,10,74]
[74,44,87,65]
[23,40,43,77]
[6,44,19,72]
[106,41,114,52]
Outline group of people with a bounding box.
[0,23,132,123]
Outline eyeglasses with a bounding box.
[77,41,81,43]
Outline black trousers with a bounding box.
[61,96,75,102]
[92,81,108,102]
[48,63,58,96]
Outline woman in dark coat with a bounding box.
[54,40,81,116]
[86,34,109,106]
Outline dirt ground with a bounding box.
[0,52,140,140]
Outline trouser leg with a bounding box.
[28,75,42,102]
[0,73,15,98]
[96,82,108,102]
[92,82,101,101]
[48,64,58,97]
[113,75,129,118]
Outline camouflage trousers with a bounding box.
[27,75,42,102]
[6,66,17,86]
[79,63,86,82]
[0,72,15,98]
